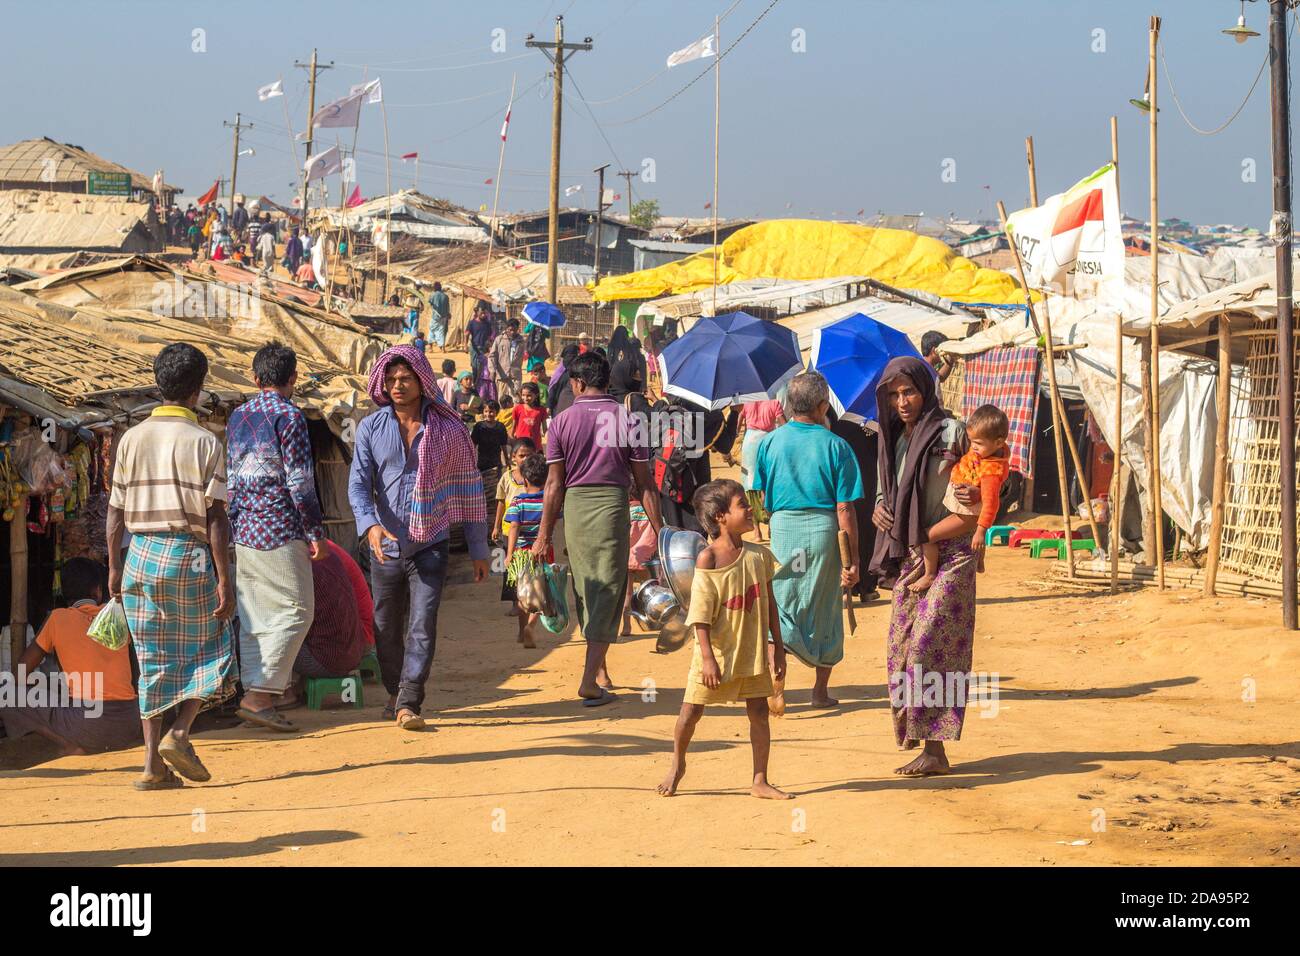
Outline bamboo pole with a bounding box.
[379,94,392,300]
[1204,318,1232,595]
[9,498,27,671]
[1000,200,1076,576]
[482,75,516,290]
[1109,116,1124,591]
[1147,15,1166,588]
[711,15,721,318]
[1021,140,1104,552]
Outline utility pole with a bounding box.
[1269,0,1297,628]
[593,162,609,340]
[617,169,636,219]
[223,113,252,217]
[293,49,333,230]
[527,16,592,304]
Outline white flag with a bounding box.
[564,184,582,197]
[312,91,364,129]
[257,79,284,101]
[1005,163,1123,294]
[350,78,383,104]
[304,145,343,183]
[372,219,390,253]
[152,169,164,195]
[667,33,716,68]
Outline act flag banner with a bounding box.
[304,145,343,182]
[1004,162,1123,293]
[311,91,364,129]
[667,33,716,68]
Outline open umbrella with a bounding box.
[811,312,925,421]
[522,300,566,329]
[660,311,802,410]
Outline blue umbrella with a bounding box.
[660,311,803,410]
[522,300,566,329]
[811,312,924,421]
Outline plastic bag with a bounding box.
[87,597,131,651]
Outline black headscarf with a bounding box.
[869,356,947,583]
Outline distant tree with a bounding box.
[629,198,660,230]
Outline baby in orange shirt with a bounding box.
[907,404,1010,592]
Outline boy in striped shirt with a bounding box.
[505,452,550,648]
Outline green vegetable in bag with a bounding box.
[87,597,130,651]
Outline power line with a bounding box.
[1158,35,1270,136]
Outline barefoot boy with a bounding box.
[902,403,1009,592]
[656,478,791,800]
[504,452,550,649]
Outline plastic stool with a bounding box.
[305,671,364,710]
[1029,537,1097,559]
[985,525,1015,546]
[358,649,381,682]
[1009,528,1089,548]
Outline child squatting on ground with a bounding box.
[656,478,792,800]
[902,403,1011,593]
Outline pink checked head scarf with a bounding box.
[367,345,487,542]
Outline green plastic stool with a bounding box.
[358,649,381,683]
[305,671,364,710]
[985,525,1015,546]
[1029,537,1096,559]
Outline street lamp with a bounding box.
[1222,1,1261,43]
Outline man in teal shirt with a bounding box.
[754,371,861,712]
[428,282,450,349]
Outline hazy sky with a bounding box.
[0,0,1288,227]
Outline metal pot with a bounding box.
[656,525,707,611]
[629,580,680,630]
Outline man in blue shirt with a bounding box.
[348,347,490,730]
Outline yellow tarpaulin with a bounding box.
[591,219,1026,305]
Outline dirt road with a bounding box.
[2,538,1297,867]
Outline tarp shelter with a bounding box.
[314,190,489,244]
[590,219,1027,305]
[0,190,160,260]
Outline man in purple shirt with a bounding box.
[227,342,327,732]
[533,351,661,706]
[349,350,490,730]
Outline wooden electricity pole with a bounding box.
[617,170,636,219]
[1146,15,1166,589]
[223,113,252,217]
[1268,0,1297,628]
[527,16,592,304]
[294,49,333,228]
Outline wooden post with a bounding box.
[9,498,27,670]
[1147,15,1167,588]
[1110,114,1124,592]
[1025,135,1039,206]
[1204,317,1232,596]
[1000,200,1076,576]
[711,15,721,318]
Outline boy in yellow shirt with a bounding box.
[656,478,791,799]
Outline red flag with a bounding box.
[196,179,220,206]
[613,193,621,201]
[346,185,364,207]
[484,178,493,185]
[500,108,511,142]
[703,201,711,209]
[401,151,418,161]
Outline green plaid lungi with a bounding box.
[123,531,237,719]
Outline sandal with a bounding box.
[237,706,297,732]
[382,705,397,722]
[133,768,184,791]
[158,733,211,782]
[396,710,426,731]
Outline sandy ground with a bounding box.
[1,530,1297,867]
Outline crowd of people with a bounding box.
[1,310,1003,798]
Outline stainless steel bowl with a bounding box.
[657,525,707,611]
[629,580,680,630]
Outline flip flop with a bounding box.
[396,711,426,731]
[133,768,184,791]
[382,706,397,722]
[581,689,617,708]
[237,706,296,732]
[157,735,211,783]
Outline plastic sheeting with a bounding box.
[590,219,1026,305]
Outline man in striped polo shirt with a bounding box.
[107,343,238,790]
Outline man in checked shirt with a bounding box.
[227,342,328,732]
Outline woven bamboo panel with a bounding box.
[1218,320,1300,585]
[940,355,965,414]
